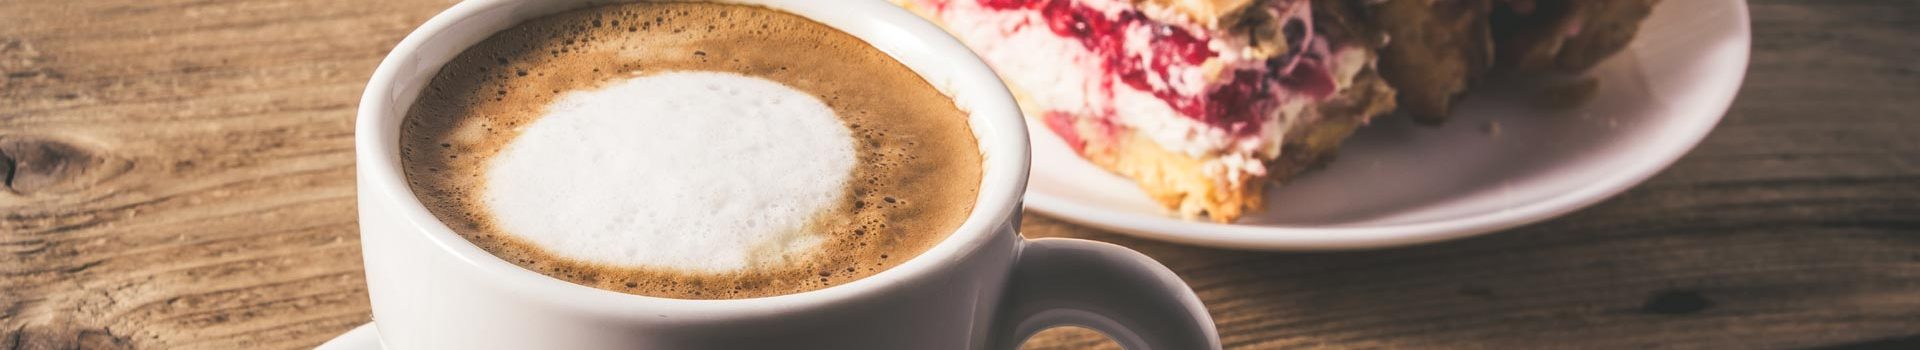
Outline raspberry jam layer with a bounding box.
[977,0,1338,135]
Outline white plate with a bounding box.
[1023,0,1751,251]
[315,323,381,350]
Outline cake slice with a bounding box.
[1360,0,1654,123]
[1493,0,1660,73]
[901,0,1395,222]
[1363,0,1495,123]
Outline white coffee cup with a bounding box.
[354,0,1219,349]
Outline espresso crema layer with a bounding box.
[400,2,983,299]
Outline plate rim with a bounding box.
[315,323,382,350]
[1020,0,1752,251]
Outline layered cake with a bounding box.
[1362,0,1657,122]
[1363,0,1495,123]
[900,0,1655,222]
[903,0,1395,222]
[1492,0,1660,73]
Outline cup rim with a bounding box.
[355,0,1030,316]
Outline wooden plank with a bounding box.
[2,0,1916,349]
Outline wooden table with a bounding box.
[3,0,1916,348]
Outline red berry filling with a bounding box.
[978,0,1340,136]
[1044,111,1087,152]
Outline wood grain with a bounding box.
[2,0,1917,349]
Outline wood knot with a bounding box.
[2,36,50,73]
[1456,285,1497,300]
[6,324,134,350]
[1641,289,1713,315]
[0,135,130,196]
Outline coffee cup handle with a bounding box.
[992,238,1221,350]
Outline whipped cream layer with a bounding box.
[916,0,1357,182]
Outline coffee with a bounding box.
[400,2,982,299]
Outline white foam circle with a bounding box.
[484,71,855,273]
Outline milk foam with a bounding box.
[483,71,855,273]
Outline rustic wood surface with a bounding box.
[3,0,1916,349]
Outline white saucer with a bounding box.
[1023,0,1751,250]
[315,323,381,350]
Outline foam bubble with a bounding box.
[483,71,855,273]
